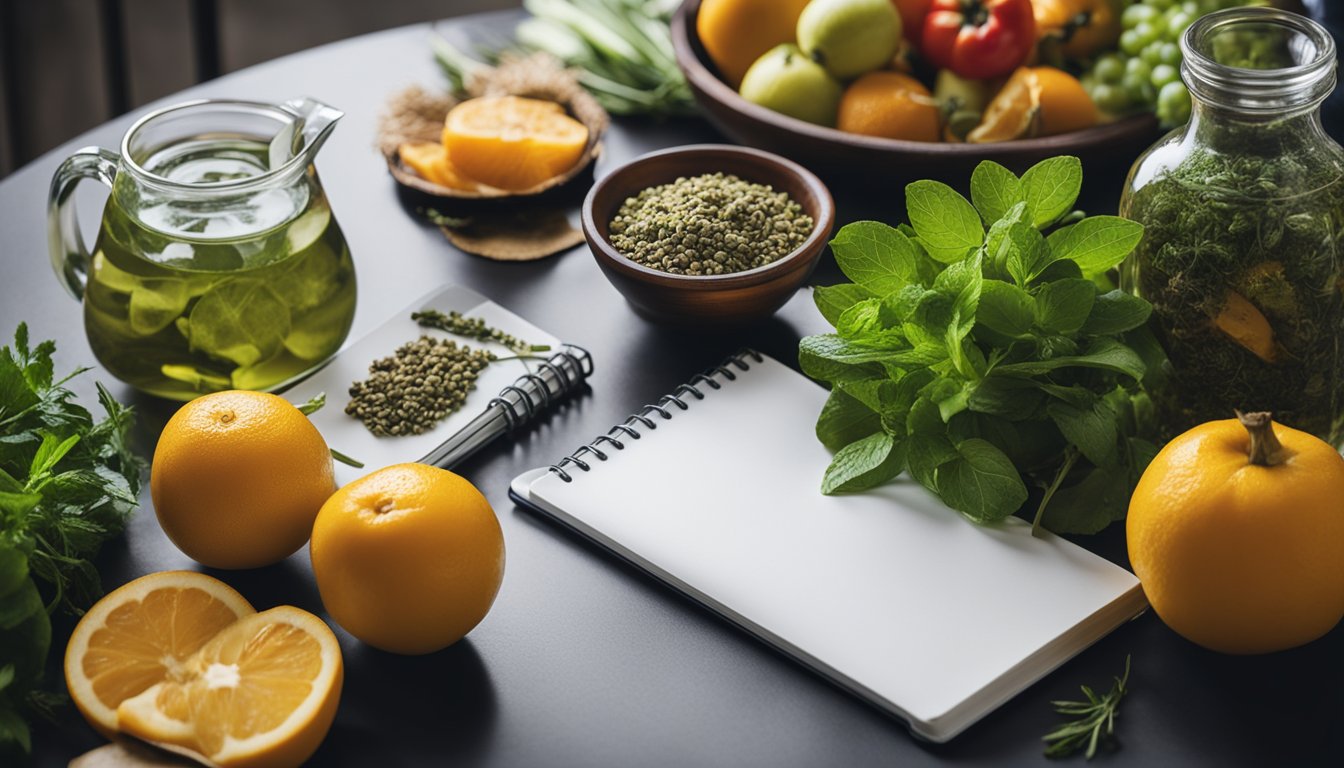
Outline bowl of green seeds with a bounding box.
[582,144,834,326]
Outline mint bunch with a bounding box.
[802,156,1164,534]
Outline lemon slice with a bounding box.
[64,571,256,738]
[116,605,344,768]
[442,95,589,192]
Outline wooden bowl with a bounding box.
[671,0,1161,184]
[582,144,834,327]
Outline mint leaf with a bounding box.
[906,180,984,262]
[1034,279,1097,334]
[0,578,41,630]
[814,284,873,326]
[996,338,1148,380]
[837,378,894,412]
[0,705,32,754]
[816,389,881,452]
[969,376,1047,421]
[1020,156,1082,228]
[1047,216,1144,277]
[936,253,984,342]
[831,221,921,295]
[977,279,1035,337]
[1083,290,1152,335]
[822,432,902,494]
[0,546,28,597]
[970,161,1023,225]
[906,398,958,490]
[935,439,1028,523]
[1048,399,1120,467]
[1041,465,1131,535]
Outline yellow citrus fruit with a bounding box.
[397,141,483,192]
[442,96,588,192]
[117,605,344,768]
[697,0,812,87]
[1127,413,1344,654]
[310,463,504,655]
[150,391,335,569]
[836,71,941,142]
[968,67,1097,142]
[65,571,256,739]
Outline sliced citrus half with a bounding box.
[397,141,484,192]
[64,571,256,738]
[442,95,589,192]
[967,68,1041,143]
[116,605,344,768]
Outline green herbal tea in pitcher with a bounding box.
[49,98,356,400]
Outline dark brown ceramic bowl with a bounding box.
[582,144,834,326]
[671,0,1160,184]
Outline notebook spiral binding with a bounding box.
[418,344,595,469]
[547,348,764,482]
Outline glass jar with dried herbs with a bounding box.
[1120,8,1344,444]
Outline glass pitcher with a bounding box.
[48,97,357,400]
[1119,9,1344,444]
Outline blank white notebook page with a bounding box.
[525,353,1140,738]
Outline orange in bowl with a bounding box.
[837,71,941,142]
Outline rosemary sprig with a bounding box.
[1043,656,1132,760]
[412,309,550,354]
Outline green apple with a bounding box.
[934,70,994,140]
[739,44,843,127]
[796,0,901,80]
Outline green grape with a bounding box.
[1141,44,1165,65]
[1127,57,1154,82]
[1148,0,1176,11]
[1091,83,1132,115]
[1094,54,1126,84]
[1159,42,1181,66]
[1134,21,1160,45]
[1167,10,1195,36]
[1120,29,1146,55]
[1157,81,1192,125]
[1151,63,1180,88]
[1123,4,1158,29]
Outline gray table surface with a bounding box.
[5,9,1340,768]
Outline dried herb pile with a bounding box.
[1121,116,1344,442]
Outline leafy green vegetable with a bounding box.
[1043,655,1132,759]
[802,158,1162,533]
[0,324,142,756]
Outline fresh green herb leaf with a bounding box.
[831,221,921,296]
[813,284,874,327]
[295,393,326,416]
[1047,216,1145,277]
[906,180,984,262]
[0,704,32,754]
[1043,656,1132,759]
[970,161,1023,225]
[977,280,1036,337]
[1020,156,1082,228]
[995,338,1148,381]
[968,376,1047,421]
[822,432,903,494]
[935,439,1029,523]
[816,389,881,452]
[1082,290,1152,335]
[1035,279,1097,335]
[1048,399,1119,468]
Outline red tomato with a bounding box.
[922,0,1037,80]
[892,0,933,44]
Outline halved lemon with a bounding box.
[442,95,589,192]
[65,571,255,739]
[116,605,344,768]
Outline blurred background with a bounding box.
[0,0,514,177]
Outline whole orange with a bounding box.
[837,71,940,141]
[310,463,504,655]
[1032,66,1098,136]
[697,0,812,87]
[150,390,335,569]
[1127,412,1344,654]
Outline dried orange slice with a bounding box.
[397,141,483,192]
[64,571,255,738]
[442,96,589,192]
[116,605,344,768]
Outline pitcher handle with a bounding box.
[47,147,119,299]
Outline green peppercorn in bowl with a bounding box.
[582,144,834,326]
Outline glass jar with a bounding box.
[1119,8,1344,444]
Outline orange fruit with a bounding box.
[397,141,483,192]
[150,391,335,569]
[1032,65,1099,136]
[310,463,505,655]
[968,66,1097,142]
[442,96,588,192]
[697,0,812,87]
[117,605,343,768]
[836,71,940,142]
[1127,412,1344,654]
[65,571,256,739]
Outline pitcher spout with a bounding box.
[274,97,344,167]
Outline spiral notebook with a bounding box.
[509,350,1146,742]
